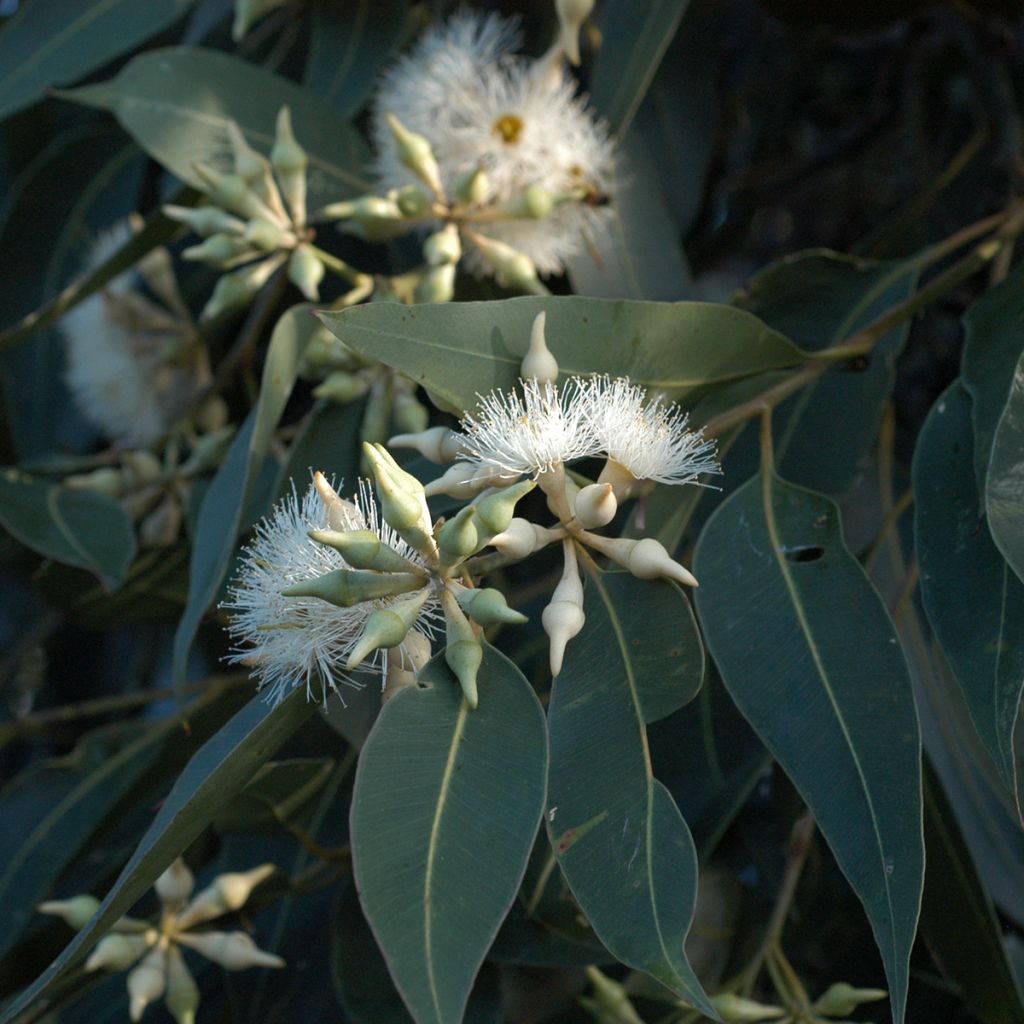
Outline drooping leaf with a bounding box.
[350,647,547,1024]
[62,47,369,209]
[0,688,315,1024]
[171,303,315,687]
[914,381,1024,806]
[0,470,136,588]
[693,466,923,1024]
[546,570,713,1014]
[322,296,805,415]
[987,351,1024,585]
[0,0,196,123]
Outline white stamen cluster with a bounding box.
[223,479,439,705]
[370,11,614,276]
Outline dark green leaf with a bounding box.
[0,688,315,1024]
[322,296,805,415]
[693,467,923,1024]
[63,47,369,209]
[0,0,196,123]
[914,381,1024,805]
[987,351,1024,585]
[213,757,335,833]
[546,570,713,1013]
[0,470,136,588]
[350,647,547,1024]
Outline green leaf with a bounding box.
[350,646,548,1024]
[987,351,1024,585]
[0,470,136,588]
[0,0,196,123]
[214,757,336,833]
[693,468,923,1024]
[172,303,314,687]
[913,381,1024,805]
[546,570,713,1013]
[920,759,1024,1024]
[590,0,691,138]
[322,296,804,415]
[303,0,411,118]
[0,687,315,1024]
[62,47,369,209]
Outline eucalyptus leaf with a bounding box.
[693,466,923,1024]
[62,47,369,209]
[914,381,1024,806]
[214,757,336,834]
[0,688,314,1024]
[350,647,547,1024]
[546,570,713,1014]
[987,351,1024,585]
[0,470,136,588]
[322,296,805,415]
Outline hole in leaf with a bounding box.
[784,546,824,563]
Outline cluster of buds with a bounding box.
[703,981,887,1023]
[39,859,281,1023]
[166,108,364,320]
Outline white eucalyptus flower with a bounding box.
[460,377,594,477]
[223,479,439,705]
[579,375,720,487]
[369,10,614,276]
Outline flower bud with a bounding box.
[85,931,155,972]
[139,496,183,549]
[245,217,288,252]
[457,587,528,627]
[710,993,785,1022]
[64,467,126,498]
[812,982,887,1018]
[200,255,282,321]
[323,195,406,240]
[192,162,276,223]
[346,590,431,670]
[584,535,698,588]
[470,233,545,293]
[38,894,100,930]
[573,482,617,529]
[555,0,595,64]
[362,443,437,557]
[164,205,245,237]
[582,967,644,1024]
[389,427,467,465]
[128,948,167,1022]
[314,472,362,531]
[473,479,537,540]
[386,112,445,199]
[454,165,489,205]
[442,589,483,708]
[312,369,371,404]
[288,244,325,300]
[272,107,309,226]
[488,517,562,559]
[502,185,556,220]
[224,120,288,222]
[155,858,194,910]
[176,931,285,970]
[183,233,254,268]
[384,628,432,701]
[309,528,420,573]
[542,540,586,676]
[391,388,431,435]
[413,263,456,304]
[165,946,200,1024]
[393,185,431,218]
[282,569,426,608]
[438,506,480,569]
[423,224,462,267]
[521,311,559,383]
[424,461,518,499]
[175,864,276,930]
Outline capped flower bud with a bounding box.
[710,993,785,1022]
[389,426,468,465]
[163,204,245,237]
[383,627,432,701]
[192,163,276,223]
[175,864,276,930]
[312,369,371,404]
[128,948,167,1023]
[281,569,426,608]
[424,461,518,499]
[555,0,595,65]
[309,527,420,574]
[272,107,309,226]
[183,233,255,268]
[391,387,430,435]
[454,165,489,205]
[812,982,887,1018]
[346,590,432,670]
[165,946,200,1024]
[582,967,645,1024]
[244,217,288,252]
[121,450,163,488]
[38,894,100,930]
[473,479,537,540]
[201,255,283,321]
[155,858,194,909]
[322,195,406,241]
[393,185,432,218]
[521,311,559,383]
[438,506,480,569]
[501,185,557,220]
[584,534,698,588]
[442,589,483,708]
[288,244,325,300]
[176,930,285,971]
[225,121,288,222]
[314,471,362,531]
[457,587,528,627]
[573,482,617,529]
[85,931,155,972]
[362,443,437,557]
[360,376,391,448]
[414,263,456,304]
[542,540,586,676]
[488,517,563,560]
[470,233,545,294]
[385,112,445,200]
[64,467,124,498]
[423,224,462,267]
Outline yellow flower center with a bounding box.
[493,113,525,144]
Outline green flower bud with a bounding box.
[413,263,456,304]
[245,217,288,252]
[393,185,431,218]
[37,894,100,930]
[584,534,698,588]
[581,967,645,1024]
[454,165,489,205]
[386,112,445,199]
[470,232,545,293]
[288,244,325,300]
[155,857,194,909]
[85,931,153,973]
[423,461,519,499]
[176,930,285,970]
[183,233,254,268]
[281,569,426,608]
[200,255,282,321]
[502,185,556,219]
[438,506,480,569]
[391,388,430,435]
[312,369,371,404]
[165,946,200,1024]
[362,443,436,557]
[423,224,462,267]
[457,587,528,627]
[224,120,288,222]
[473,479,537,540]
[521,310,559,383]
[442,589,482,708]
[63,467,125,498]
[388,426,467,465]
[346,590,431,670]
[308,527,420,573]
[272,106,309,226]
[128,948,167,1022]
[175,864,276,930]
[164,204,245,237]
[383,627,432,701]
[314,471,362,531]
[192,162,277,223]
[812,982,888,1018]
[710,993,785,1022]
